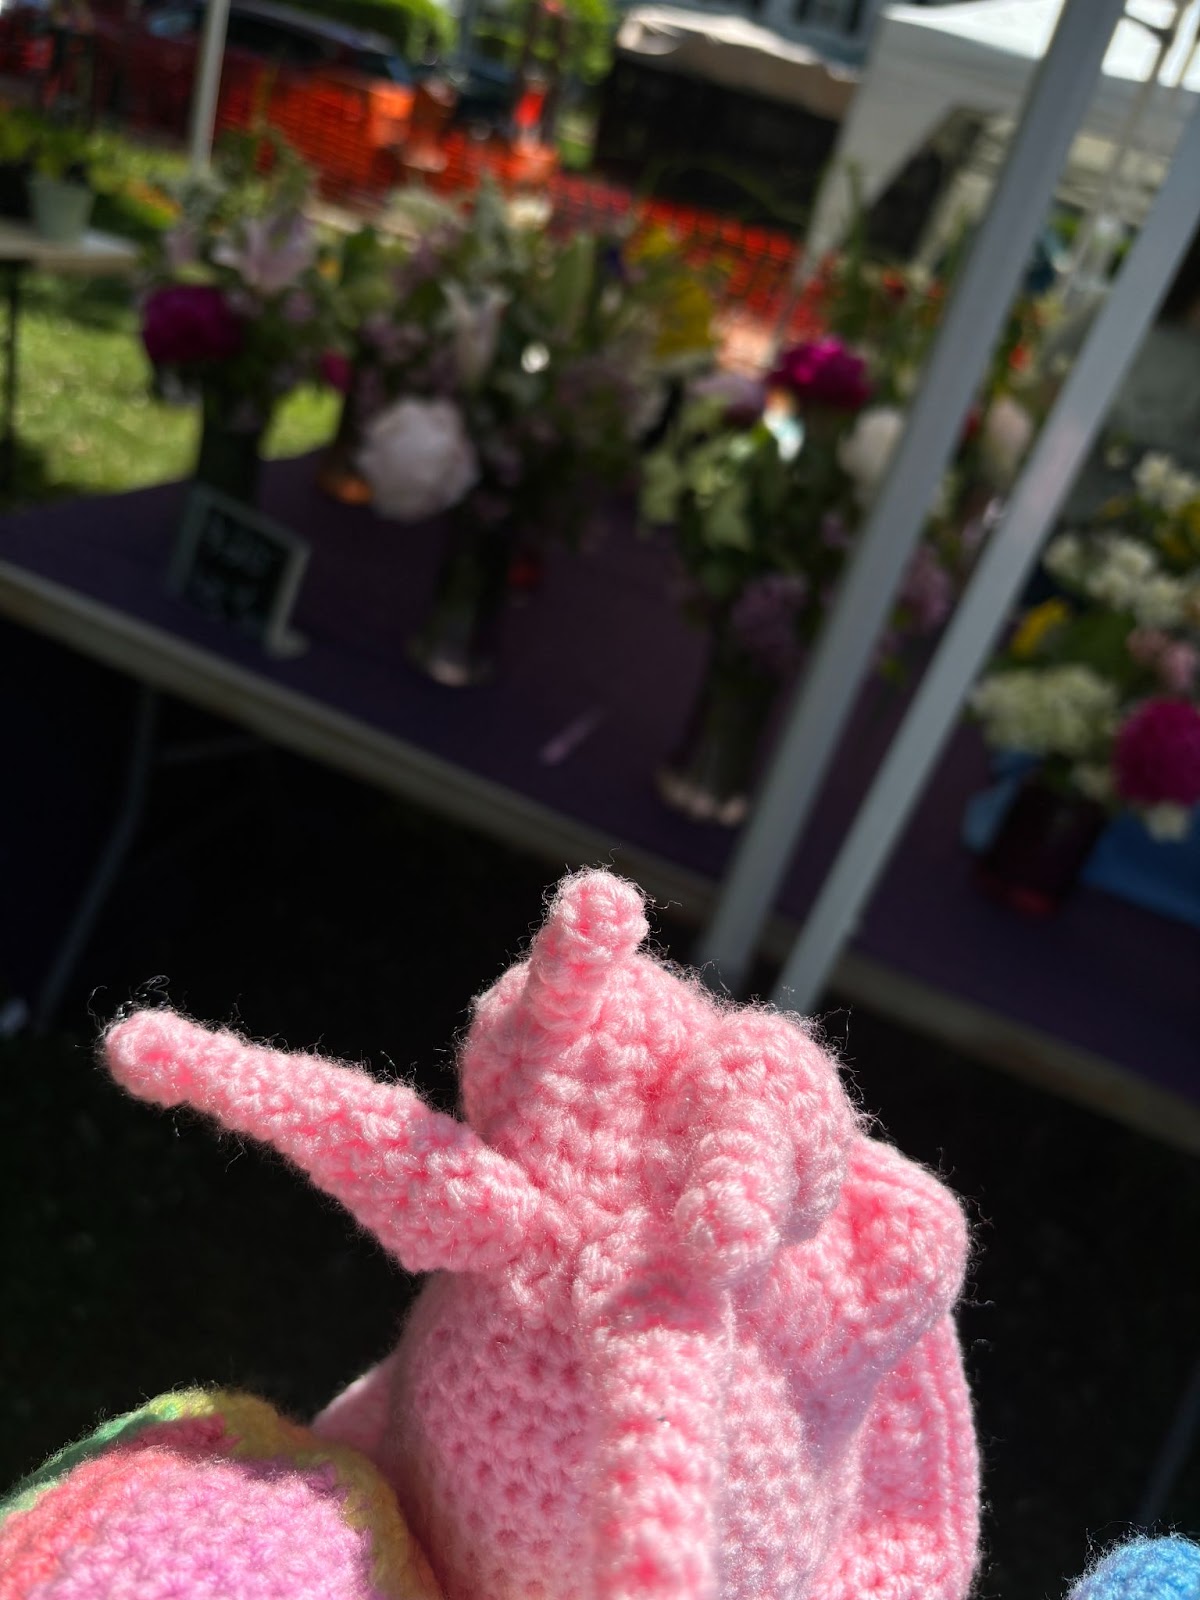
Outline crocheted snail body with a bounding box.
[105,869,979,1600]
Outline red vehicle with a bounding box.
[0,0,414,135]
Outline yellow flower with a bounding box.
[1011,598,1070,658]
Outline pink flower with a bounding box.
[319,350,352,394]
[900,543,954,632]
[770,338,871,411]
[1159,643,1199,695]
[1113,698,1200,806]
[141,284,244,367]
[1128,629,1198,694]
[1127,627,1171,666]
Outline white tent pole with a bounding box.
[1060,2,1184,307]
[189,0,232,172]
[696,0,1128,995]
[772,100,1200,1014]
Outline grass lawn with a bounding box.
[6,275,339,510]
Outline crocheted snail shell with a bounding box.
[104,868,979,1600]
[1066,1538,1200,1600]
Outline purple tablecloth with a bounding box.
[2,457,1196,1105]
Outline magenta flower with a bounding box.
[770,338,871,411]
[141,284,244,367]
[1113,698,1200,806]
[319,350,352,394]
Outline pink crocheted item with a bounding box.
[105,869,979,1600]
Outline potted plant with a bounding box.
[970,453,1200,913]
[0,110,37,222]
[29,123,95,244]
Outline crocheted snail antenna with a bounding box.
[522,869,650,1034]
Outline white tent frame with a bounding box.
[773,98,1200,1015]
[795,0,1200,294]
[698,0,1129,992]
[189,0,233,172]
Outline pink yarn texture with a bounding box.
[105,868,979,1600]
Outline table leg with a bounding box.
[33,684,160,1033]
[1,262,21,494]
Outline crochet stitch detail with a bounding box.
[104,868,980,1600]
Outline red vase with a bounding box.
[975,777,1108,916]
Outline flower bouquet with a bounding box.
[140,134,338,505]
[349,185,713,685]
[640,338,973,824]
[640,221,1049,825]
[971,451,1200,911]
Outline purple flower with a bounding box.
[900,544,954,632]
[690,370,767,428]
[770,338,871,412]
[730,574,809,676]
[142,284,244,367]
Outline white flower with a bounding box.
[1043,532,1085,584]
[358,398,480,522]
[1083,535,1160,612]
[506,194,552,230]
[837,406,905,507]
[213,214,316,296]
[970,665,1118,758]
[1134,451,1174,504]
[1164,468,1200,512]
[1071,762,1115,803]
[1142,803,1192,842]
[1133,574,1188,629]
[979,396,1035,489]
[1133,451,1199,511]
[443,283,508,389]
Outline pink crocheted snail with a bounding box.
[104,868,979,1600]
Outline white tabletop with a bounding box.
[0,220,139,275]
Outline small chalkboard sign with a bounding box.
[168,486,309,658]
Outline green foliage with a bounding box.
[473,0,616,85]
[284,0,454,56]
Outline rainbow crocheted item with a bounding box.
[0,1389,442,1600]
[104,868,980,1600]
[1067,1538,1200,1599]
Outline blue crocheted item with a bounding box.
[1068,1538,1200,1599]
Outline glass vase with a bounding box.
[658,633,780,826]
[409,510,517,687]
[975,776,1108,916]
[194,411,266,506]
[316,377,373,507]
